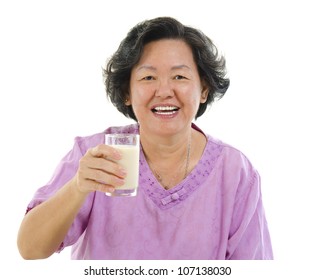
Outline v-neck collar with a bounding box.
[138,124,223,210]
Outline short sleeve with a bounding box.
[226,165,273,260]
[26,136,96,252]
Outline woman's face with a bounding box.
[129,39,208,137]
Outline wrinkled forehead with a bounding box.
[135,39,196,69]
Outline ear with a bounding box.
[200,81,209,104]
[125,96,131,106]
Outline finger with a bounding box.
[98,185,116,194]
[89,144,121,160]
[84,168,125,187]
[88,157,127,179]
[87,180,116,194]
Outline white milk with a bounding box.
[110,145,139,190]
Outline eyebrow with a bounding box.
[136,65,157,72]
[135,64,192,72]
[171,64,192,71]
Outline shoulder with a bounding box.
[204,133,259,180]
[209,135,251,161]
[203,134,261,204]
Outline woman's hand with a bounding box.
[73,144,126,194]
[17,144,126,259]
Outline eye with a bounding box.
[142,76,155,81]
[174,75,187,80]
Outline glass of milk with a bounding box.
[104,134,140,197]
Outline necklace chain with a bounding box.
[147,135,191,190]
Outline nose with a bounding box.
[155,78,174,99]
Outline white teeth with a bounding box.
[153,106,178,111]
[152,105,179,115]
[155,111,176,115]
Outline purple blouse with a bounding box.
[27,123,273,260]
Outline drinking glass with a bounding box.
[104,134,140,197]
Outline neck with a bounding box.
[140,125,192,164]
[140,124,192,189]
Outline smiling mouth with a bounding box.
[151,106,180,115]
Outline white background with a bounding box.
[1,0,314,278]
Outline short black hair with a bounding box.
[103,17,230,121]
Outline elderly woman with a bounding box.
[17,17,273,260]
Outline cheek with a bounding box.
[186,93,204,115]
[130,85,154,104]
[183,87,203,104]
[130,92,149,106]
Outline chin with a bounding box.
[142,121,188,137]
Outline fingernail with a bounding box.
[119,168,127,177]
[107,187,115,193]
[113,149,122,160]
[115,177,125,186]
